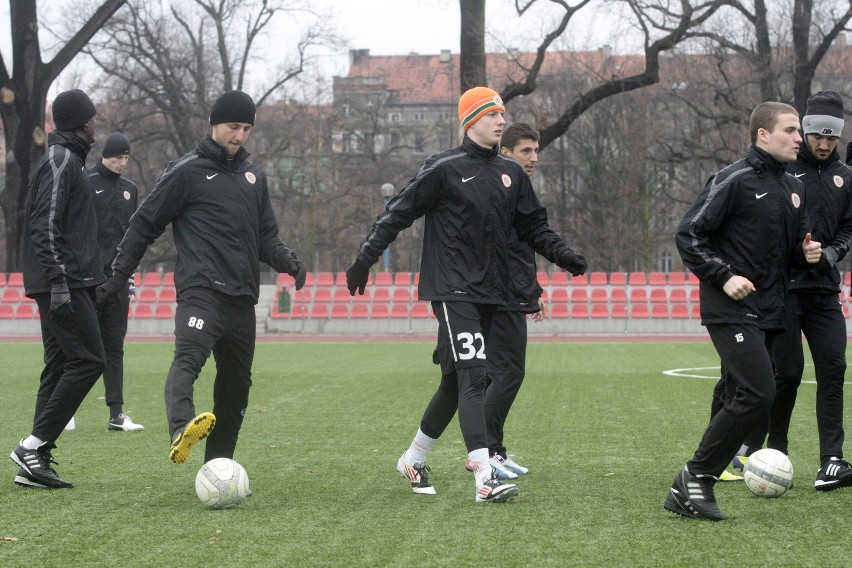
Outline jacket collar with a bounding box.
[747,144,788,176]
[198,135,249,171]
[798,137,840,168]
[461,134,498,160]
[47,130,92,162]
[94,160,121,180]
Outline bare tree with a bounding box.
[0,0,126,272]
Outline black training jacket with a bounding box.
[356,135,578,305]
[786,142,852,294]
[502,224,543,313]
[23,130,105,295]
[112,136,300,303]
[89,161,139,273]
[676,145,810,330]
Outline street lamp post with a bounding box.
[380,183,395,272]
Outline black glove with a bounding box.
[49,281,74,325]
[814,247,837,276]
[96,274,126,307]
[291,260,307,291]
[561,251,588,276]
[346,258,370,296]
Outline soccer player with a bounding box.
[481,122,546,478]
[97,90,306,465]
[768,90,852,491]
[89,132,144,432]
[12,89,105,489]
[666,101,822,520]
[345,87,587,502]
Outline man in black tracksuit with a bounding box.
[666,101,822,520]
[346,87,586,503]
[97,90,306,465]
[89,132,144,432]
[768,91,852,491]
[12,90,105,489]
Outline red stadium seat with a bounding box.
[550,272,569,286]
[687,272,699,285]
[1,288,20,303]
[137,288,158,303]
[589,272,608,286]
[303,272,315,287]
[7,272,23,286]
[394,272,412,286]
[392,288,411,303]
[651,304,669,318]
[630,304,650,318]
[569,274,588,286]
[134,305,153,319]
[159,288,177,303]
[315,272,334,286]
[154,304,172,319]
[310,304,330,319]
[293,289,312,303]
[669,289,687,303]
[162,272,175,286]
[628,272,647,285]
[277,273,295,286]
[689,288,700,304]
[610,287,627,303]
[374,272,393,286]
[691,304,701,318]
[333,288,351,303]
[570,288,589,303]
[590,304,609,318]
[0,305,13,319]
[671,304,690,319]
[590,288,608,303]
[391,304,410,318]
[649,272,667,285]
[411,303,431,318]
[373,288,390,303]
[536,272,549,286]
[0,273,5,286]
[550,288,569,304]
[610,303,627,318]
[668,272,687,286]
[550,304,569,318]
[570,304,589,318]
[15,304,36,319]
[609,272,627,286]
[629,288,648,303]
[370,304,389,318]
[649,288,668,303]
[141,272,161,287]
[313,288,332,303]
[330,304,349,318]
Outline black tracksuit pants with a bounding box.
[688,323,778,477]
[485,309,527,458]
[32,288,106,443]
[421,301,496,453]
[769,291,846,463]
[165,287,255,462]
[97,280,130,411]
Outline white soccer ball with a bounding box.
[195,458,251,509]
[743,448,794,498]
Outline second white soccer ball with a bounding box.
[743,448,794,498]
[195,458,251,509]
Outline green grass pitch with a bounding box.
[0,339,849,567]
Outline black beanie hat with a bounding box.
[102,132,131,158]
[209,90,256,126]
[802,90,844,136]
[52,89,97,132]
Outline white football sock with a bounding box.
[403,429,437,465]
[469,448,491,486]
[22,435,46,450]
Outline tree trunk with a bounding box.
[459,0,487,92]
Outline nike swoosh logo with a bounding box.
[206,174,218,180]
[755,193,768,199]
[95,189,105,194]
[462,176,475,183]
[793,173,805,178]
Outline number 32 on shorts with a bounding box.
[456,332,485,360]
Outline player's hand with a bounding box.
[561,251,587,276]
[128,280,136,301]
[346,258,370,296]
[288,258,307,290]
[96,274,126,307]
[49,281,74,325]
[529,297,546,322]
[802,233,822,264]
[722,275,755,301]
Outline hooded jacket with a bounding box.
[111,135,300,303]
[786,141,852,294]
[676,145,811,330]
[23,130,105,295]
[356,135,580,305]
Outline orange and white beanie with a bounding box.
[458,87,505,131]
